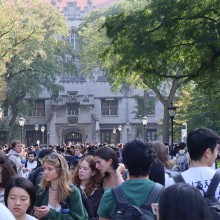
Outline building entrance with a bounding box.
[64,131,82,144]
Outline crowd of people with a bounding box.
[0,127,220,220]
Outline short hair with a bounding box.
[187,127,220,160]
[41,153,71,203]
[0,151,17,188]
[179,142,186,150]
[94,146,119,170]
[27,151,36,157]
[159,183,212,220]
[10,140,21,149]
[122,139,155,177]
[4,177,36,214]
[38,149,53,159]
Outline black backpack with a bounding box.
[111,183,164,220]
[173,170,220,220]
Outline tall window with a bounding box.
[146,97,156,116]
[68,104,79,115]
[101,100,118,116]
[29,101,45,117]
[146,129,157,141]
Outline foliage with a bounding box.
[0,0,77,142]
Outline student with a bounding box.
[7,140,23,174]
[34,152,88,220]
[97,139,164,219]
[22,151,37,179]
[0,151,17,203]
[158,183,212,220]
[94,146,125,191]
[4,176,37,220]
[169,127,220,200]
[72,155,104,219]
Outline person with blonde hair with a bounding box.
[151,141,177,186]
[34,152,88,220]
[72,155,104,219]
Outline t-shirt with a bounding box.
[0,203,15,220]
[26,214,38,220]
[98,179,155,218]
[168,167,220,201]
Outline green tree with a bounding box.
[0,0,76,142]
[79,0,220,142]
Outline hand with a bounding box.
[34,206,50,219]
[116,163,125,174]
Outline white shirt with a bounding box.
[168,167,220,201]
[0,203,15,220]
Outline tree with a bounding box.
[79,0,220,142]
[0,0,76,142]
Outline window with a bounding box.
[146,129,157,141]
[101,100,118,116]
[68,104,79,115]
[29,101,45,117]
[146,97,155,116]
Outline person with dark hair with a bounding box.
[169,127,220,200]
[158,183,212,220]
[4,176,37,220]
[97,139,164,219]
[28,149,53,190]
[22,151,37,179]
[8,140,23,174]
[94,146,125,191]
[72,155,104,219]
[0,150,17,203]
[149,158,165,185]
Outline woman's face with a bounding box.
[43,161,59,182]
[78,160,94,182]
[7,187,31,219]
[94,156,112,174]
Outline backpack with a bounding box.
[176,151,188,172]
[173,170,220,220]
[111,183,164,220]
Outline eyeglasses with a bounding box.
[151,203,159,216]
[44,153,62,168]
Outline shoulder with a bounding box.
[26,214,38,220]
[0,203,16,220]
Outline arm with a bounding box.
[46,186,88,220]
[116,163,125,184]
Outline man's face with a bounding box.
[14,143,22,153]
[28,154,35,162]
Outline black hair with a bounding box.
[122,139,155,177]
[4,177,36,214]
[149,158,165,185]
[159,183,212,220]
[27,151,36,157]
[187,127,220,160]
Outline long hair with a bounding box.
[151,141,174,169]
[72,155,103,197]
[40,153,71,203]
[4,177,36,214]
[0,151,17,188]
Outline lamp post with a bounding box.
[142,115,148,141]
[168,102,177,152]
[118,124,122,143]
[35,124,39,144]
[18,116,25,142]
[41,125,45,144]
[125,122,130,142]
[0,108,3,119]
